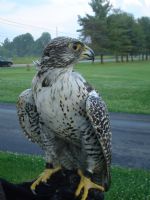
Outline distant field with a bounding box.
[13,56,38,64]
[0,61,150,114]
[0,151,150,200]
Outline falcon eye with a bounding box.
[73,44,78,50]
[70,42,82,52]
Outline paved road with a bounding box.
[0,103,150,169]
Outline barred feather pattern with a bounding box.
[17,89,42,145]
[86,91,112,189]
[86,91,112,166]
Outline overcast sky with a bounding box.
[0,0,150,43]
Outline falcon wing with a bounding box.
[17,89,42,145]
[86,90,112,190]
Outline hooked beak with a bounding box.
[80,45,95,62]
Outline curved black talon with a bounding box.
[84,170,93,179]
[31,189,37,195]
[45,163,54,169]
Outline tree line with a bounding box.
[0,32,51,58]
[78,0,150,62]
[0,0,150,63]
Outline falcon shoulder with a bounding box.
[17,89,42,145]
[86,90,112,188]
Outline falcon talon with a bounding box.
[31,189,37,195]
[83,170,93,179]
[43,182,50,186]
[75,169,104,200]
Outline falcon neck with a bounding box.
[36,65,74,82]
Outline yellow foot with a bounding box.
[75,169,104,200]
[31,166,61,192]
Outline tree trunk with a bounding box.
[142,53,144,61]
[146,52,148,60]
[131,53,134,62]
[121,54,124,62]
[139,54,141,61]
[100,54,104,64]
[126,54,129,62]
[115,54,119,62]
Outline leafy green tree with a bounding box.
[129,20,145,59]
[12,33,34,57]
[78,0,112,55]
[108,11,132,59]
[107,10,145,62]
[78,2,150,62]
[3,38,11,49]
[138,17,150,59]
[33,32,51,56]
[0,38,13,57]
[0,32,51,58]
[89,0,112,18]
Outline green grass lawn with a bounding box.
[0,151,150,200]
[0,61,150,114]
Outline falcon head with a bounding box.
[41,37,94,68]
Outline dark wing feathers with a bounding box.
[17,89,42,145]
[86,91,112,189]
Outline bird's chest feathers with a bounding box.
[33,68,89,135]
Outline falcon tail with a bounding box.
[104,169,111,192]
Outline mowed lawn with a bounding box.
[0,151,150,200]
[0,61,150,114]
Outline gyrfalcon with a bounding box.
[17,37,112,200]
